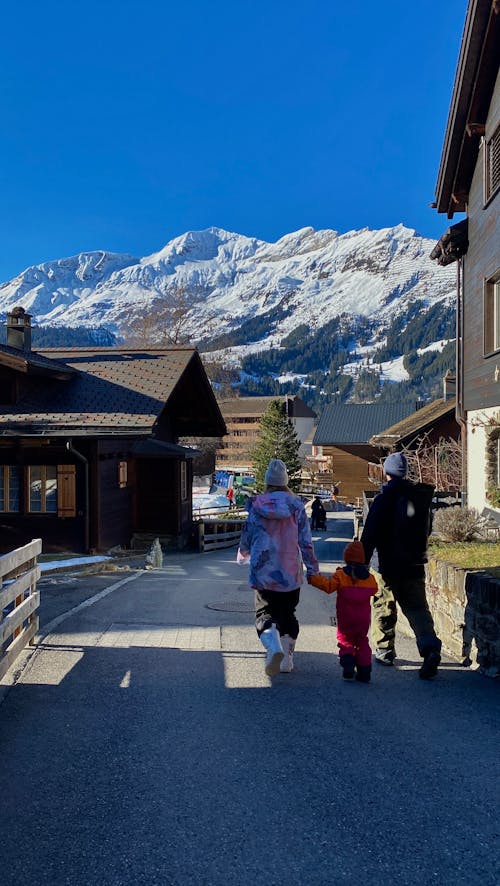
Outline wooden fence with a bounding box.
[197,518,246,552]
[0,539,42,681]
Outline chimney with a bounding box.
[443,370,456,402]
[6,306,32,351]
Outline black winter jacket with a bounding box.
[360,478,433,578]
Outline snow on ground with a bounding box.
[380,355,409,382]
[193,491,233,514]
[417,339,449,355]
[40,555,111,572]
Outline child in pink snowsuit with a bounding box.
[308,540,377,682]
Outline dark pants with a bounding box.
[372,567,441,657]
[255,588,301,640]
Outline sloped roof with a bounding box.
[369,398,456,447]
[434,0,500,216]
[220,395,315,418]
[0,347,226,437]
[0,343,75,378]
[313,402,414,446]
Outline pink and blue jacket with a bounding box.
[237,491,319,592]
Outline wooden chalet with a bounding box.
[216,395,316,473]
[312,402,414,503]
[367,385,461,490]
[431,0,500,514]
[0,308,226,554]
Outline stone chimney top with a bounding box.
[6,306,32,351]
[443,370,456,402]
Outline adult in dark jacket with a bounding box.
[360,452,441,680]
[311,496,326,530]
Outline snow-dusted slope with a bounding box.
[0,225,454,349]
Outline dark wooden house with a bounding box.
[312,402,414,503]
[367,389,461,490]
[0,308,226,554]
[431,0,500,514]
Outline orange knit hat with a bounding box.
[343,541,366,564]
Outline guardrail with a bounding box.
[193,504,247,519]
[197,518,246,552]
[0,539,42,681]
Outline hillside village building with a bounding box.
[431,0,500,517]
[216,396,316,473]
[0,308,226,554]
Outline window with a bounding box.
[118,461,128,488]
[28,465,58,513]
[485,125,500,203]
[484,271,500,355]
[0,465,21,512]
[180,461,187,501]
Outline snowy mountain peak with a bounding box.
[0,224,455,356]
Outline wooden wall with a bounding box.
[462,70,500,412]
[322,446,377,505]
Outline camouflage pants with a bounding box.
[371,568,441,657]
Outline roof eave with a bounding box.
[434,0,500,217]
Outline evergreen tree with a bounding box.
[252,399,302,492]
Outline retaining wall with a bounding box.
[395,557,500,678]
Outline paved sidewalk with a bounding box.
[0,516,499,885]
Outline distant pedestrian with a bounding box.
[308,540,377,682]
[226,486,235,508]
[311,496,326,530]
[360,452,442,679]
[237,458,319,676]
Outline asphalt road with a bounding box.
[0,514,499,886]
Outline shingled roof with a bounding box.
[369,398,456,448]
[0,347,226,437]
[220,395,316,418]
[0,343,75,378]
[313,402,415,446]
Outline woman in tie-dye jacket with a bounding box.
[237,459,319,677]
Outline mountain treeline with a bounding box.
[0,325,117,348]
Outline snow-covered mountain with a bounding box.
[0,224,455,358]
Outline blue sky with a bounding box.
[0,0,466,281]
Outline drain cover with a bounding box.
[206,599,255,612]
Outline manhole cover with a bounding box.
[206,599,255,612]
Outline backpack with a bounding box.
[391,481,434,565]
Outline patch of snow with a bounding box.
[39,555,111,572]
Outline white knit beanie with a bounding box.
[265,458,289,486]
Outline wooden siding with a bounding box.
[463,68,500,411]
[95,443,134,551]
[0,441,86,554]
[321,446,379,504]
[135,459,179,534]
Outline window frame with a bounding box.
[27,465,58,514]
[180,461,188,501]
[0,465,22,513]
[483,270,500,357]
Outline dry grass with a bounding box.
[429,541,500,573]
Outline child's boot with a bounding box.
[280,635,296,672]
[339,654,356,680]
[356,665,372,683]
[260,624,284,676]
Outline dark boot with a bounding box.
[419,647,441,680]
[339,654,355,680]
[355,665,372,683]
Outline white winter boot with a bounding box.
[280,635,296,672]
[260,624,284,676]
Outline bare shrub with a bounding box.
[432,506,486,542]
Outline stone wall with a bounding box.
[395,557,500,678]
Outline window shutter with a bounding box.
[486,126,500,201]
[57,464,76,517]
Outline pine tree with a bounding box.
[252,399,302,492]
